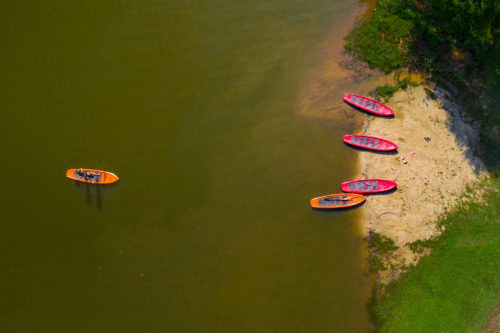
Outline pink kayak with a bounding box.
[343,134,398,151]
[343,93,394,116]
[341,179,397,194]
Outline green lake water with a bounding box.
[0,1,373,331]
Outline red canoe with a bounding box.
[343,94,394,116]
[341,179,397,194]
[343,134,398,151]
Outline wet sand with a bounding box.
[300,0,380,125]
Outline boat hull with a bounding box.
[66,169,119,184]
[310,193,366,209]
[341,179,397,194]
[343,94,394,116]
[343,134,398,151]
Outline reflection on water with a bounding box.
[0,1,373,331]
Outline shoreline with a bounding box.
[300,0,380,240]
[335,0,500,330]
[301,0,487,284]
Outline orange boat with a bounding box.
[310,193,365,209]
[66,168,119,184]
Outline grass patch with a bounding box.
[368,232,399,272]
[376,72,419,102]
[407,239,431,254]
[369,232,399,254]
[371,179,500,332]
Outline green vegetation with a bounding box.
[407,239,431,254]
[346,0,500,77]
[368,232,398,272]
[344,9,412,73]
[376,73,419,102]
[371,180,500,332]
[346,1,500,172]
[369,232,399,254]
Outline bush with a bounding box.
[345,11,413,73]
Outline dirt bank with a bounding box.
[359,85,487,283]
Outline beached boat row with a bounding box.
[311,94,398,209]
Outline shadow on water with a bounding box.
[343,144,399,155]
[75,182,103,209]
[96,185,102,210]
[85,182,90,207]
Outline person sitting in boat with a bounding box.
[85,171,95,179]
[76,168,84,176]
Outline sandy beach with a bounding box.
[358,84,487,283]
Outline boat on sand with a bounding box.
[343,93,394,116]
[343,134,398,151]
[341,179,397,194]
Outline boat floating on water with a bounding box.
[310,193,366,209]
[343,134,398,151]
[343,93,394,116]
[66,168,119,184]
[341,179,397,194]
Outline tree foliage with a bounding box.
[346,0,500,74]
[346,1,500,172]
[421,0,500,55]
[345,10,412,73]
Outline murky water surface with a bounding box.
[0,1,372,331]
